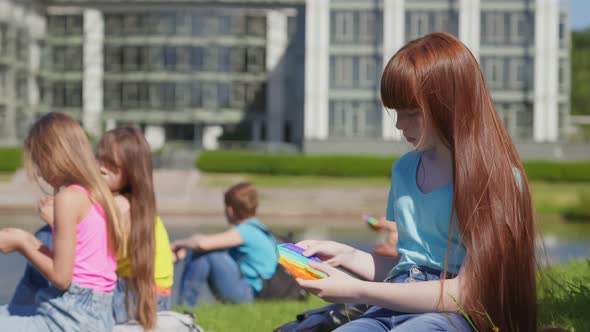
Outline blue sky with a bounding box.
[569,0,590,30]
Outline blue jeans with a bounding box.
[9,225,53,308]
[112,278,171,324]
[0,283,114,332]
[333,266,473,332]
[177,250,254,306]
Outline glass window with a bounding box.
[0,24,8,57]
[331,56,354,88]
[232,15,246,36]
[49,16,67,36]
[510,12,527,44]
[219,16,232,35]
[0,67,6,98]
[65,46,83,71]
[333,11,355,43]
[176,13,191,35]
[218,83,231,108]
[67,82,82,108]
[509,58,528,89]
[138,82,150,108]
[191,14,204,36]
[161,13,176,35]
[52,82,65,107]
[247,16,266,37]
[202,83,218,108]
[122,14,141,35]
[149,82,160,109]
[231,46,247,72]
[204,16,219,36]
[123,46,139,71]
[122,82,139,108]
[147,46,163,71]
[407,12,430,41]
[190,81,201,108]
[204,46,219,71]
[483,57,504,89]
[219,46,232,72]
[482,12,506,44]
[176,83,190,108]
[104,15,122,36]
[161,82,176,110]
[358,56,378,88]
[358,11,377,43]
[53,46,66,71]
[67,16,83,35]
[230,82,246,108]
[190,46,203,71]
[176,46,191,71]
[246,47,264,73]
[163,46,177,71]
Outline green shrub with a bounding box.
[196,151,396,177]
[563,191,590,222]
[0,147,22,172]
[196,151,590,182]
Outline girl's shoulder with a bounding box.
[113,194,130,215]
[392,150,420,174]
[56,185,92,221]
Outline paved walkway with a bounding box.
[0,170,389,226]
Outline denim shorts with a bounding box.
[333,265,473,332]
[112,278,171,324]
[0,283,114,332]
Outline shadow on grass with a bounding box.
[538,259,590,332]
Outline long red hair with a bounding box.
[381,32,536,331]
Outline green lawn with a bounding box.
[184,259,590,332]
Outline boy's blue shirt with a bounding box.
[386,150,466,279]
[229,217,278,292]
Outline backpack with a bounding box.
[273,303,371,332]
[247,223,309,301]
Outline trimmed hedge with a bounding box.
[196,151,590,182]
[0,147,22,172]
[196,151,396,177]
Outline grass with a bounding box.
[200,173,390,188]
[182,260,590,332]
[0,172,13,183]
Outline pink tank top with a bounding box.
[59,185,117,293]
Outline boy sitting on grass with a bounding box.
[172,182,277,306]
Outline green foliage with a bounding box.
[196,151,590,182]
[0,147,22,172]
[196,151,396,177]
[538,259,590,331]
[563,191,590,222]
[572,29,590,115]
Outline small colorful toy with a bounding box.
[363,215,383,231]
[277,243,327,280]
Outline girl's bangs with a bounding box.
[96,135,120,170]
[380,54,419,111]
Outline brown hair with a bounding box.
[97,127,157,329]
[381,32,536,331]
[224,182,258,220]
[23,112,124,257]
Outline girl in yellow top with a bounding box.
[97,127,174,328]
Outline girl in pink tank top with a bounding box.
[0,112,124,331]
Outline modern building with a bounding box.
[0,0,570,153]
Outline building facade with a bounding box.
[0,0,570,152]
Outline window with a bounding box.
[190,81,201,108]
[333,12,355,43]
[104,15,122,36]
[149,82,160,109]
[230,82,246,108]
[163,46,176,70]
[515,104,533,141]
[53,46,66,71]
[330,101,380,137]
[246,47,264,73]
[16,30,28,60]
[232,15,246,36]
[176,46,191,71]
[434,12,454,33]
[66,82,82,108]
[0,67,6,98]
[231,47,246,72]
[138,82,150,108]
[559,59,567,93]
[483,58,504,88]
[219,47,232,72]
[190,47,203,71]
[161,82,176,110]
[64,46,82,71]
[176,14,191,35]
[122,82,139,108]
[358,11,377,43]
[247,16,266,37]
[559,15,566,48]
[407,12,430,40]
[123,46,139,71]
[219,16,232,35]
[147,46,163,70]
[104,46,121,72]
[0,24,8,57]
[191,14,204,36]
[67,16,83,35]
[122,14,141,35]
[204,16,220,36]
[49,16,66,36]
[509,58,528,89]
[482,12,506,44]
[161,14,176,36]
[331,56,354,88]
[510,12,528,44]
[202,83,218,108]
[358,56,378,88]
[218,83,231,108]
[204,46,219,71]
[176,83,190,108]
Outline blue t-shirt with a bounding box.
[386,151,466,279]
[229,218,278,292]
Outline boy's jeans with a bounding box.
[333,265,473,332]
[177,250,254,306]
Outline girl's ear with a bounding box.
[226,206,234,219]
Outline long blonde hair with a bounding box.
[24,112,124,257]
[97,127,157,329]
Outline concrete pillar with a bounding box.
[266,10,288,142]
[382,0,405,141]
[83,9,104,138]
[534,0,559,142]
[459,0,480,59]
[304,0,329,140]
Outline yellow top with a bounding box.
[117,216,174,289]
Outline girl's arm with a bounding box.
[299,261,464,313]
[173,229,243,252]
[20,187,86,289]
